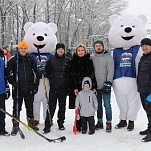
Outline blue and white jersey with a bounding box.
[29,53,53,78]
[113,45,140,80]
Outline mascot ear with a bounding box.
[24,22,34,33]
[48,23,57,34]
[109,14,119,26]
[138,14,147,25]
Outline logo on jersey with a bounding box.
[120,52,132,67]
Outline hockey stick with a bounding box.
[15,47,25,139]
[0,108,66,143]
[36,46,52,126]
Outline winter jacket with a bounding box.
[91,51,114,89]
[0,57,6,94]
[6,53,39,91]
[45,53,70,90]
[75,77,98,117]
[137,52,151,93]
[69,53,97,91]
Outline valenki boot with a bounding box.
[11,119,18,136]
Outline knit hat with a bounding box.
[84,80,90,86]
[141,38,151,46]
[93,40,104,48]
[56,43,65,51]
[18,41,28,49]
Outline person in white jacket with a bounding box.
[75,77,98,135]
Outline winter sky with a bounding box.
[124,0,151,28]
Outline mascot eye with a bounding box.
[33,33,35,36]
[121,25,124,27]
[132,26,135,28]
[44,33,47,36]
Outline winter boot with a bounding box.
[33,120,39,126]
[0,129,10,136]
[11,119,18,136]
[139,129,148,135]
[127,120,134,131]
[82,130,87,134]
[88,130,95,135]
[115,120,127,129]
[43,127,51,134]
[95,121,103,130]
[106,122,112,132]
[27,118,39,131]
[142,132,151,142]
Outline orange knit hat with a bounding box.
[18,41,29,49]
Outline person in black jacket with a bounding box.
[137,38,151,142]
[43,43,70,133]
[6,41,39,136]
[68,44,97,132]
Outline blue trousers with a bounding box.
[97,89,112,122]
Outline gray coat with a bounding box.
[75,77,98,117]
[91,51,114,89]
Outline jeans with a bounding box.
[97,89,112,122]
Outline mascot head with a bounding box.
[108,14,147,49]
[24,22,57,53]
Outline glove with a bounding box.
[5,84,10,100]
[38,64,46,75]
[102,81,112,94]
[33,85,38,95]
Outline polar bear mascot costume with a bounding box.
[108,14,147,131]
[24,22,57,125]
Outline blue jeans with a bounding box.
[97,89,112,122]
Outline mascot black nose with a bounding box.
[124,27,132,33]
[37,36,44,41]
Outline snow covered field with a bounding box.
[1,91,151,151]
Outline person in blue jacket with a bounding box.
[0,48,10,136]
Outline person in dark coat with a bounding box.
[43,43,70,134]
[137,38,151,142]
[69,44,97,132]
[6,41,39,136]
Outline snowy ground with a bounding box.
[1,91,151,151]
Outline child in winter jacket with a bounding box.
[75,77,98,135]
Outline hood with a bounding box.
[82,77,92,90]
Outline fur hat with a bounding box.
[56,43,65,51]
[93,40,104,48]
[141,38,151,46]
[18,41,29,49]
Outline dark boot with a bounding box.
[142,132,151,142]
[11,119,18,136]
[115,120,127,129]
[27,118,39,131]
[139,129,148,135]
[127,120,134,131]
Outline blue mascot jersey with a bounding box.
[113,45,140,80]
[29,53,53,78]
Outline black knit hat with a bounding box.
[56,43,65,51]
[141,38,151,46]
[93,40,104,48]
[84,80,90,86]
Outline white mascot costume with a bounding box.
[108,14,147,130]
[23,22,57,125]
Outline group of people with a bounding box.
[0,37,151,142]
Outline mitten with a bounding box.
[5,84,10,100]
[102,81,112,94]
